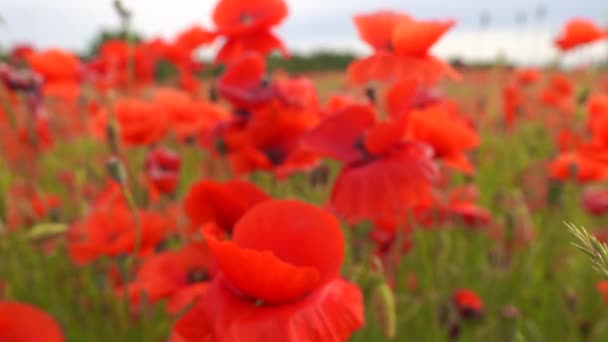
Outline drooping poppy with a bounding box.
[0,301,64,342]
[173,200,364,341]
[304,104,438,223]
[128,242,217,314]
[183,179,269,233]
[453,289,484,319]
[555,18,607,52]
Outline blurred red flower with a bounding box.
[173,200,364,341]
[555,18,607,52]
[0,301,64,342]
[128,242,217,314]
[183,179,269,233]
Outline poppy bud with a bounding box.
[372,282,397,339]
[107,157,128,185]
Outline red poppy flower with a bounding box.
[216,53,276,110]
[549,150,608,182]
[386,77,442,119]
[0,301,64,342]
[25,49,81,101]
[175,25,217,52]
[354,11,412,51]
[304,104,437,223]
[68,205,170,264]
[348,51,458,86]
[597,281,608,304]
[453,289,484,318]
[153,88,229,140]
[392,18,455,57]
[555,18,607,52]
[212,0,288,63]
[173,200,364,342]
[582,188,608,216]
[215,31,289,64]
[128,242,217,314]
[224,102,320,177]
[213,0,287,36]
[349,11,458,85]
[514,68,542,86]
[503,83,523,129]
[144,147,181,196]
[88,40,160,90]
[183,179,269,232]
[407,104,480,174]
[114,98,168,146]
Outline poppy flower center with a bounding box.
[353,135,374,160]
[186,267,210,284]
[240,13,253,25]
[263,148,287,165]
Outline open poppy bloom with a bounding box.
[153,88,230,140]
[25,49,81,101]
[212,0,289,63]
[348,11,458,85]
[386,77,442,119]
[0,301,64,342]
[144,147,181,196]
[304,104,438,223]
[114,98,168,146]
[407,104,480,175]
[183,179,269,233]
[554,18,607,52]
[128,242,217,314]
[223,101,320,177]
[216,53,277,110]
[173,200,364,341]
[68,204,170,264]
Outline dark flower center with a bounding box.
[263,148,287,166]
[240,13,253,25]
[186,267,210,284]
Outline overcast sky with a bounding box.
[0,0,607,65]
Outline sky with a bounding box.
[0,0,607,65]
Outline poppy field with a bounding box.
[2,0,608,341]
